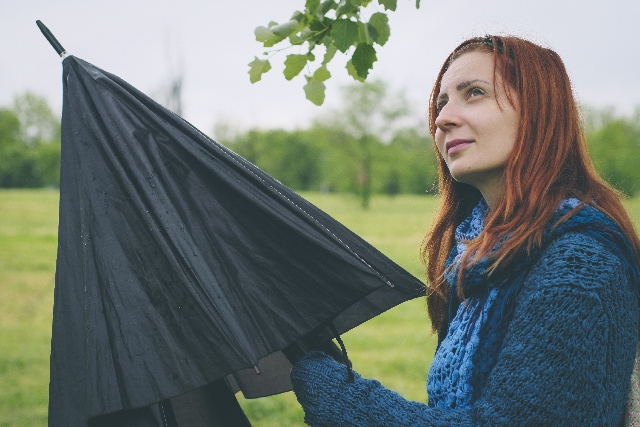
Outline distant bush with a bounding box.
[587,114,640,197]
[223,124,438,198]
[0,94,61,188]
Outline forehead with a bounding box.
[439,51,495,92]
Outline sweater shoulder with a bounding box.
[526,231,627,293]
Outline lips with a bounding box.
[445,139,474,154]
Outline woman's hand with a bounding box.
[290,351,370,426]
[290,350,449,427]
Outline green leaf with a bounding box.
[378,0,397,11]
[331,19,359,53]
[248,57,272,83]
[351,43,377,79]
[321,0,338,14]
[257,20,302,47]
[299,28,315,41]
[313,65,332,81]
[323,43,338,65]
[336,0,356,16]
[306,0,321,13]
[291,10,306,22]
[289,33,305,45]
[303,78,326,105]
[358,22,372,44]
[368,13,390,46]
[416,0,421,8]
[271,20,300,38]
[346,60,365,82]
[284,54,308,80]
[254,26,277,46]
[310,17,332,31]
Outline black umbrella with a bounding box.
[38,21,426,426]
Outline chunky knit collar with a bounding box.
[444,198,640,300]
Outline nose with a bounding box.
[434,101,460,133]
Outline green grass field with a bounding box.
[0,190,638,426]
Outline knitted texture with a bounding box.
[291,351,474,427]
[291,202,639,426]
[469,199,640,404]
[427,288,499,409]
[428,200,498,409]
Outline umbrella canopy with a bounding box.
[49,55,426,426]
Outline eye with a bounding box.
[466,87,485,99]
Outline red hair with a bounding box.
[422,36,640,332]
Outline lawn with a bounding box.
[1,190,638,426]
[0,190,438,427]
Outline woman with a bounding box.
[290,36,640,426]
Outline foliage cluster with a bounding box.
[0,93,61,188]
[249,0,420,105]
[583,108,640,197]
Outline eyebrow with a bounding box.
[437,79,491,104]
[456,79,490,91]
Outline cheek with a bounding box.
[434,131,446,157]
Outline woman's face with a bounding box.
[434,51,520,205]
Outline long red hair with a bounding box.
[422,36,640,332]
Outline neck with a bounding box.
[473,174,505,211]
[478,186,503,212]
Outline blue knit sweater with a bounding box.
[291,202,639,426]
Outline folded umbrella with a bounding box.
[38,21,426,427]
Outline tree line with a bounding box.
[218,81,438,208]
[1,84,639,207]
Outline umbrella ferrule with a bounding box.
[36,20,68,58]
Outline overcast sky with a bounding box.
[2,0,639,137]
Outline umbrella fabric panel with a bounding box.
[49,56,425,425]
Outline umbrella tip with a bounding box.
[36,20,68,58]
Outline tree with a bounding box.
[0,93,61,188]
[152,39,185,116]
[384,127,438,195]
[319,80,411,208]
[13,92,60,147]
[587,115,640,196]
[249,0,420,105]
[0,108,31,187]
[225,128,323,191]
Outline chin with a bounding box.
[448,169,474,185]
